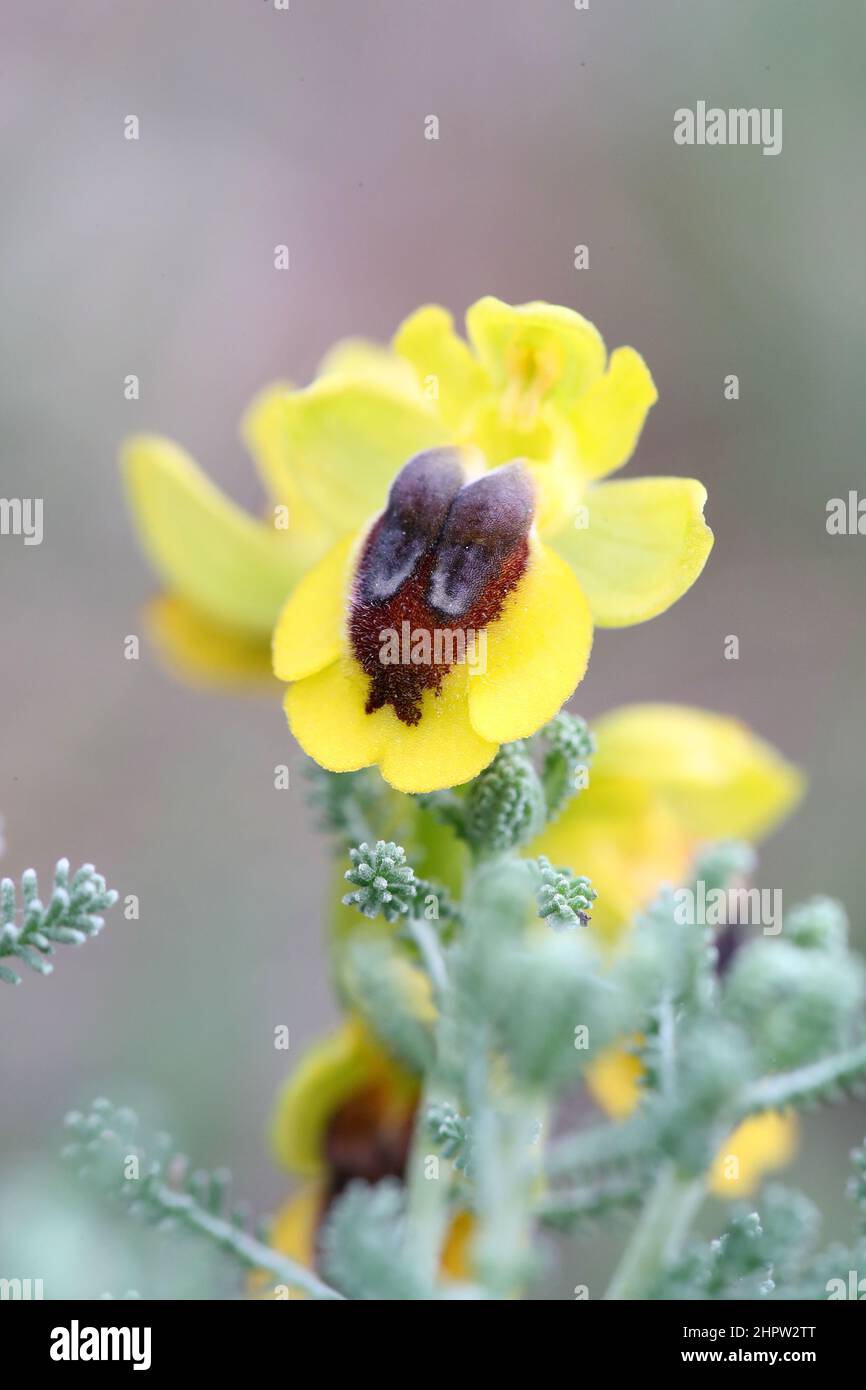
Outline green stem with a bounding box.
[738,1040,866,1115]
[404,1083,453,1288]
[604,1162,704,1300]
[535,1170,650,1229]
[473,1098,541,1298]
[455,854,544,1298]
[408,916,449,1005]
[466,1024,540,1297]
[546,1114,657,1179]
[152,1184,344,1300]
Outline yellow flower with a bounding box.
[708,1112,799,1196]
[259,1016,470,1291]
[533,703,805,941]
[267,300,712,790]
[123,300,712,788]
[585,1044,646,1119]
[585,1045,798,1197]
[268,1015,418,1180]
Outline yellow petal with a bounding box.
[241,385,343,548]
[272,532,358,681]
[553,476,713,627]
[440,1210,475,1281]
[380,666,499,793]
[570,346,658,481]
[269,1017,391,1176]
[317,336,422,395]
[394,304,489,432]
[465,296,606,408]
[467,398,586,528]
[585,1042,645,1118]
[468,542,593,743]
[285,657,384,774]
[146,594,275,688]
[591,704,805,842]
[121,435,303,636]
[709,1112,798,1197]
[531,705,802,941]
[264,1184,323,1272]
[286,655,498,793]
[386,957,438,1025]
[275,377,448,534]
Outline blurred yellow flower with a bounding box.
[708,1112,799,1195]
[259,1016,469,1292]
[268,1014,417,1179]
[533,703,805,942]
[121,433,325,686]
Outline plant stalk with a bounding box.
[604,1162,704,1300]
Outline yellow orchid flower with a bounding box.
[268,1015,418,1180]
[585,1043,798,1198]
[265,299,712,790]
[123,299,712,788]
[533,703,805,942]
[258,1016,470,1292]
[273,449,594,792]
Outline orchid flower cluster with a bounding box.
[14,299,866,1299]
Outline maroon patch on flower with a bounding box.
[349,453,534,726]
[322,1085,415,1198]
[314,1083,416,1264]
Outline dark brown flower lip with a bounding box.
[359,449,466,607]
[349,451,535,726]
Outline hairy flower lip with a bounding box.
[425,461,535,618]
[278,530,593,793]
[348,453,535,726]
[351,529,528,726]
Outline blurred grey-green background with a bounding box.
[1,0,864,1295]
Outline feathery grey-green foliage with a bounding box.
[22,707,866,1301]
[537,711,595,820]
[61,1099,343,1300]
[343,840,419,922]
[0,859,117,985]
[532,855,597,929]
[320,1179,432,1300]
